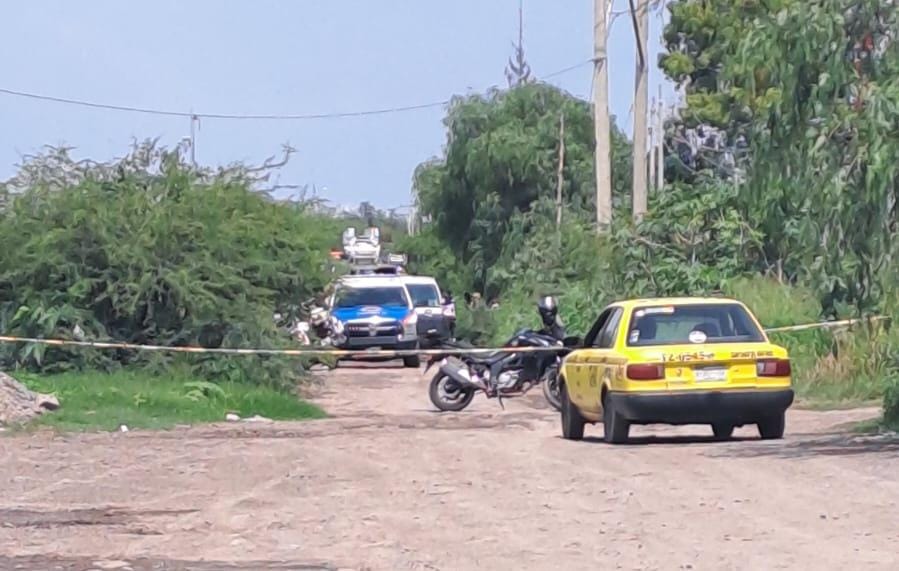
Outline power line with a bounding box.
[0,60,593,122]
[0,87,448,120]
[542,58,593,80]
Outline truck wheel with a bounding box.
[602,396,630,444]
[757,413,785,440]
[403,355,421,368]
[560,380,585,440]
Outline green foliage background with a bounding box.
[0,143,339,388]
[2,0,899,424]
[403,0,899,422]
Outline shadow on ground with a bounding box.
[706,432,899,460]
[577,435,756,447]
[0,556,335,571]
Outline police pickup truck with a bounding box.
[328,276,422,367]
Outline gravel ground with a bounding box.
[1,362,897,570]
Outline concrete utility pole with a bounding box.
[649,98,657,189]
[593,0,613,233]
[630,0,650,222]
[656,88,665,192]
[556,112,566,229]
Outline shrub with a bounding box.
[0,143,337,388]
[883,379,899,429]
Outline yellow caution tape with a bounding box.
[764,315,888,333]
[0,335,555,357]
[0,315,887,357]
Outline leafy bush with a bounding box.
[608,178,761,298]
[0,143,337,387]
[883,380,899,429]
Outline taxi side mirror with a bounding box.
[563,335,582,348]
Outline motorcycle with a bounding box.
[301,299,332,343]
[425,330,579,412]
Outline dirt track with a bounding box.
[1,364,898,570]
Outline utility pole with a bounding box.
[556,112,566,229]
[630,0,650,222]
[593,0,613,233]
[189,114,199,166]
[656,88,665,192]
[649,98,657,189]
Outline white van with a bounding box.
[399,276,455,346]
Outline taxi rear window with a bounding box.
[626,304,764,346]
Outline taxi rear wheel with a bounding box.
[560,381,585,441]
[602,397,630,444]
[757,413,785,440]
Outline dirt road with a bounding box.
[1,364,898,570]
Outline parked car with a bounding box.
[341,226,381,264]
[559,297,794,444]
[326,276,420,367]
[399,275,455,347]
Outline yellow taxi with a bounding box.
[559,297,793,444]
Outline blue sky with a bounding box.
[0,0,673,209]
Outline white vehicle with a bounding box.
[326,276,421,367]
[398,276,456,346]
[342,226,381,264]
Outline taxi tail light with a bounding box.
[626,363,665,381]
[757,358,791,377]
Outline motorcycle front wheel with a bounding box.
[428,372,475,412]
[541,365,562,411]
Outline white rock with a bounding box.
[37,393,60,411]
[242,414,273,423]
[119,424,129,433]
[225,412,241,422]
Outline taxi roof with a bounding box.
[611,296,744,309]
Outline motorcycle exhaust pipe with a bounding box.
[438,358,482,390]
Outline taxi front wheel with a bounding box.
[602,397,630,444]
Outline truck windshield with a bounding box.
[406,284,441,307]
[334,286,409,308]
[626,303,764,346]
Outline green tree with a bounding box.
[414,83,632,294]
[663,0,899,313]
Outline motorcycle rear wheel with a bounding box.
[541,366,562,411]
[428,373,475,412]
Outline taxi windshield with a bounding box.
[626,303,764,346]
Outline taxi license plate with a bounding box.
[694,367,727,382]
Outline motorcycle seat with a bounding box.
[465,351,507,365]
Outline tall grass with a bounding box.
[17,369,325,431]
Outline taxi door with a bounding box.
[568,307,618,412]
[565,308,610,409]
[580,307,624,415]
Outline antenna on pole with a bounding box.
[505,0,532,87]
